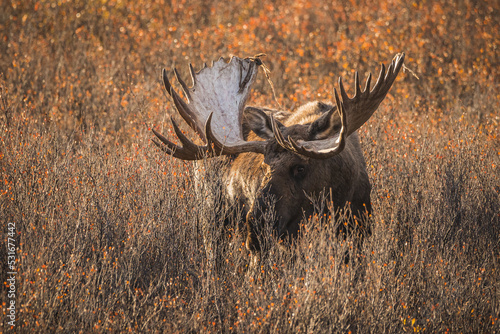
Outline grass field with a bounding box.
[1,0,499,332]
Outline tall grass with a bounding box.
[1,90,498,332]
[1,0,499,332]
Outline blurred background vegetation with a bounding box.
[1,0,498,332]
[1,0,498,137]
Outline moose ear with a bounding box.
[242,106,284,140]
[308,105,343,140]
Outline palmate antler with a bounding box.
[271,53,405,159]
[152,56,267,160]
[153,53,405,160]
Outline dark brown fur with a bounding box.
[225,101,372,253]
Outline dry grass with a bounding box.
[1,0,499,332]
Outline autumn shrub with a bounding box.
[1,0,499,332]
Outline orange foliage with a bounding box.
[0,2,498,331]
[1,0,498,137]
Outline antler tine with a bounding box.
[354,71,361,97]
[152,128,205,160]
[152,138,178,157]
[169,86,207,142]
[188,64,197,85]
[162,68,172,93]
[334,88,347,145]
[173,68,192,101]
[385,53,405,87]
[370,63,386,96]
[363,72,372,94]
[385,61,394,81]
[153,115,222,160]
[204,112,225,155]
[151,130,176,154]
[169,116,206,153]
[338,53,405,137]
[338,77,350,104]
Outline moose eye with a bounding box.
[292,165,306,179]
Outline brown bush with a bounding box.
[1,0,498,332]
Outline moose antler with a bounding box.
[271,53,405,159]
[340,53,405,136]
[271,89,348,159]
[153,54,405,161]
[152,56,267,160]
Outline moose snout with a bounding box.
[245,192,287,253]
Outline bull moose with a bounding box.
[152,53,405,254]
